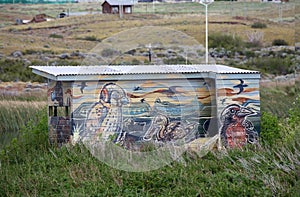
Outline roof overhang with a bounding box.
[102,0,134,6]
[30,65,260,81]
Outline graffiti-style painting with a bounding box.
[217,77,260,148]
[71,79,214,149]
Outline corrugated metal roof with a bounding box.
[103,0,135,6]
[30,65,259,77]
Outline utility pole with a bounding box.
[199,0,214,64]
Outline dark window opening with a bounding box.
[49,106,70,117]
[49,106,53,116]
[54,106,58,116]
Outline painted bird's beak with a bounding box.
[237,107,254,117]
[121,97,129,105]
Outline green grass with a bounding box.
[260,86,297,117]
[0,119,298,196]
[0,101,46,149]
[0,93,299,196]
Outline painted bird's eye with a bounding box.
[230,109,235,113]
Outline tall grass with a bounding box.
[0,95,299,196]
[0,120,298,196]
[0,100,47,133]
[0,101,47,149]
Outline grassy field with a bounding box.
[0,101,299,196]
[0,2,295,58]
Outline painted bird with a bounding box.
[79,82,88,94]
[133,86,143,91]
[220,104,257,148]
[233,79,248,94]
[142,114,195,143]
[82,82,129,142]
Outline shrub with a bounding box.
[131,58,140,65]
[82,35,101,42]
[0,59,45,82]
[244,57,293,75]
[251,22,267,29]
[272,39,288,46]
[209,33,244,51]
[244,50,256,58]
[245,31,264,48]
[285,96,300,143]
[163,56,190,64]
[260,112,281,146]
[49,33,63,39]
[101,48,120,57]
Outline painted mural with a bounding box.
[46,75,260,149]
[70,79,215,149]
[217,77,260,148]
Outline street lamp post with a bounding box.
[199,0,214,64]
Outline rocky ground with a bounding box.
[0,81,47,98]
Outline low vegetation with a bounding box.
[0,59,44,82]
[251,22,267,29]
[49,33,64,39]
[0,100,46,149]
[272,39,289,46]
[243,56,294,75]
[209,33,244,51]
[0,95,299,196]
[260,85,298,118]
[0,82,298,196]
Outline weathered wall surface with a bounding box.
[47,80,72,143]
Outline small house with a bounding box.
[102,0,134,14]
[31,65,260,149]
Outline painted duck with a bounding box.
[142,114,196,143]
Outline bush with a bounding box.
[272,39,288,46]
[0,59,45,82]
[49,34,63,39]
[101,48,120,57]
[163,56,190,64]
[260,112,281,146]
[251,22,267,29]
[244,56,293,75]
[209,33,244,51]
[244,50,256,58]
[284,96,300,144]
[82,35,101,42]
